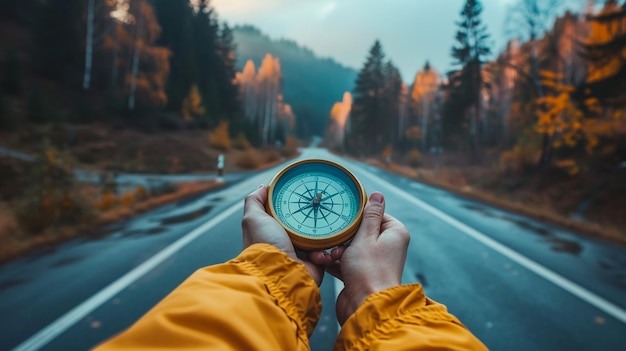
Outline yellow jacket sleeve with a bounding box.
[335,284,488,351]
[94,243,321,351]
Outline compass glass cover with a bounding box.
[271,162,362,239]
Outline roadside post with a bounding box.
[217,154,225,181]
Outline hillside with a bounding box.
[232,25,358,138]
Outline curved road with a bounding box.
[1,148,625,350]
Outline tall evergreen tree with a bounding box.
[151,0,197,111]
[33,0,85,83]
[449,0,491,147]
[382,61,404,147]
[350,40,386,155]
[192,0,221,126]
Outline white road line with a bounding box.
[11,202,244,351]
[353,163,626,325]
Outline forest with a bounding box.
[0,0,625,257]
[331,0,626,240]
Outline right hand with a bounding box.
[315,192,410,325]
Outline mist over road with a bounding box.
[1,148,625,351]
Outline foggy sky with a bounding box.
[212,0,587,82]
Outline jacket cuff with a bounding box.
[232,244,322,338]
[336,284,462,349]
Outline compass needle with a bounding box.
[291,203,313,215]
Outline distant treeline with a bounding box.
[344,0,626,174]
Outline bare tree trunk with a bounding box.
[111,23,120,89]
[83,0,96,90]
[262,82,271,145]
[128,11,143,111]
[421,96,429,150]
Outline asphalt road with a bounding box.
[1,148,625,350]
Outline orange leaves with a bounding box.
[410,66,441,105]
[182,84,205,122]
[208,121,232,151]
[327,92,352,145]
[329,92,352,128]
[538,68,626,158]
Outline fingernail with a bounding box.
[369,192,383,203]
[258,184,264,189]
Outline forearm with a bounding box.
[94,244,321,351]
[335,284,488,351]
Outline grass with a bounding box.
[0,181,225,262]
[363,158,626,246]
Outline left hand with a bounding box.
[242,185,331,286]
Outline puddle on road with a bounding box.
[462,203,583,255]
[0,278,27,291]
[160,205,213,225]
[462,204,497,218]
[51,256,85,267]
[120,227,166,237]
[598,258,626,291]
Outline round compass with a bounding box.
[266,159,367,250]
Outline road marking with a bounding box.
[353,163,626,325]
[11,202,244,351]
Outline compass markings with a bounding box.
[277,173,357,236]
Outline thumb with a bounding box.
[354,192,385,242]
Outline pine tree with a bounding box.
[350,40,386,155]
[217,23,242,122]
[450,0,491,148]
[182,84,205,122]
[151,0,197,111]
[33,0,85,84]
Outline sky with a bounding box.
[211,0,587,82]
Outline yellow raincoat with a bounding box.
[95,244,487,350]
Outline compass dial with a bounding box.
[267,159,367,250]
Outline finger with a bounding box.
[380,213,402,231]
[244,185,267,215]
[330,245,346,261]
[353,192,385,242]
[309,251,332,266]
[324,261,343,281]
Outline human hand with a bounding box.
[242,185,331,286]
[319,192,410,325]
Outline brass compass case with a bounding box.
[266,159,368,250]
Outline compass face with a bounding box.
[267,160,366,250]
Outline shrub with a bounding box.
[209,121,231,151]
[97,191,116,211]
[14,142,94,233]
[119,191,134,207]
[500,145,540,174]
[406,149,422,167]
[264,150,281,163]
[232,132,251,150]
[281,136,299,157]
[236,150,259,169]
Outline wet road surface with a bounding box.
[1,148,625,350]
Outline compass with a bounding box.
[266,159,367,250]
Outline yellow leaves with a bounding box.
[404,126,422,142]
[555,159,580,176]
[208,121,231,151]
[182,84,205,122]
[585,1,626,83]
